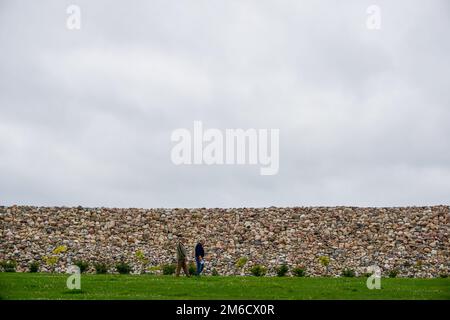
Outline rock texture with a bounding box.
[1,205,448,277]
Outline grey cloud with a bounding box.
[0,0,449,208]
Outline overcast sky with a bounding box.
[0,0,449,208]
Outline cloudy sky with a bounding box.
[1,0,449,208]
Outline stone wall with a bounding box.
[1,205,448,277]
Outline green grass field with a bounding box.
[0,273,449,300]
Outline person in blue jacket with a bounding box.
[194,239,205,276]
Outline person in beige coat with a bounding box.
[175,234,190,277]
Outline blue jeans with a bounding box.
[196,258,204,275]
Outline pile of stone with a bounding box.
[0,205,448,277]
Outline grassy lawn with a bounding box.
[0,273,449,300]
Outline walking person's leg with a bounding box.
[199,261,204,274]
[182,259,190,276]
[176,260,182,277]
[196,258,201,276]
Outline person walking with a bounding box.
[195,239,205,276]
[176,234,190,277]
